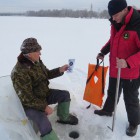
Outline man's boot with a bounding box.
[94,109,112,116]
[41,130,59,140]
[57,101,78,125]
[126,124,138,136]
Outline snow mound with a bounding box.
[0,76,40,140]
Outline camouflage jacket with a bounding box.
[11,53,63,111]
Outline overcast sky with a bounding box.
[0,0,140,13]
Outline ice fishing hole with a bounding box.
[69,131,79,139]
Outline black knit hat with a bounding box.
[108,0,127,16]
[20,38,42,54]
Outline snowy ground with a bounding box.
[0,16,140,140]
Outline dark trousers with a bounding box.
[103,77,140,126]
[25,89,70,136]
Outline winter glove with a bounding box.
[96,52,104,60]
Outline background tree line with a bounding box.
[26,9,110,19]
[0,9,110,19]
[24,5,137,19]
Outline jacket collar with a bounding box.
[18,53,35,66]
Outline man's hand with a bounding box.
[116,57,128,68]
[96,52,104,60]
[45,106,53,115]
[59,64,69,73]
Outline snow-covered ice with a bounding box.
[0,16,140,140]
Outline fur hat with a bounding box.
[108,0,127,16]
[20,38,42,54]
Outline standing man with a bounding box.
[94,0,140,137]
[11,38,78,140]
